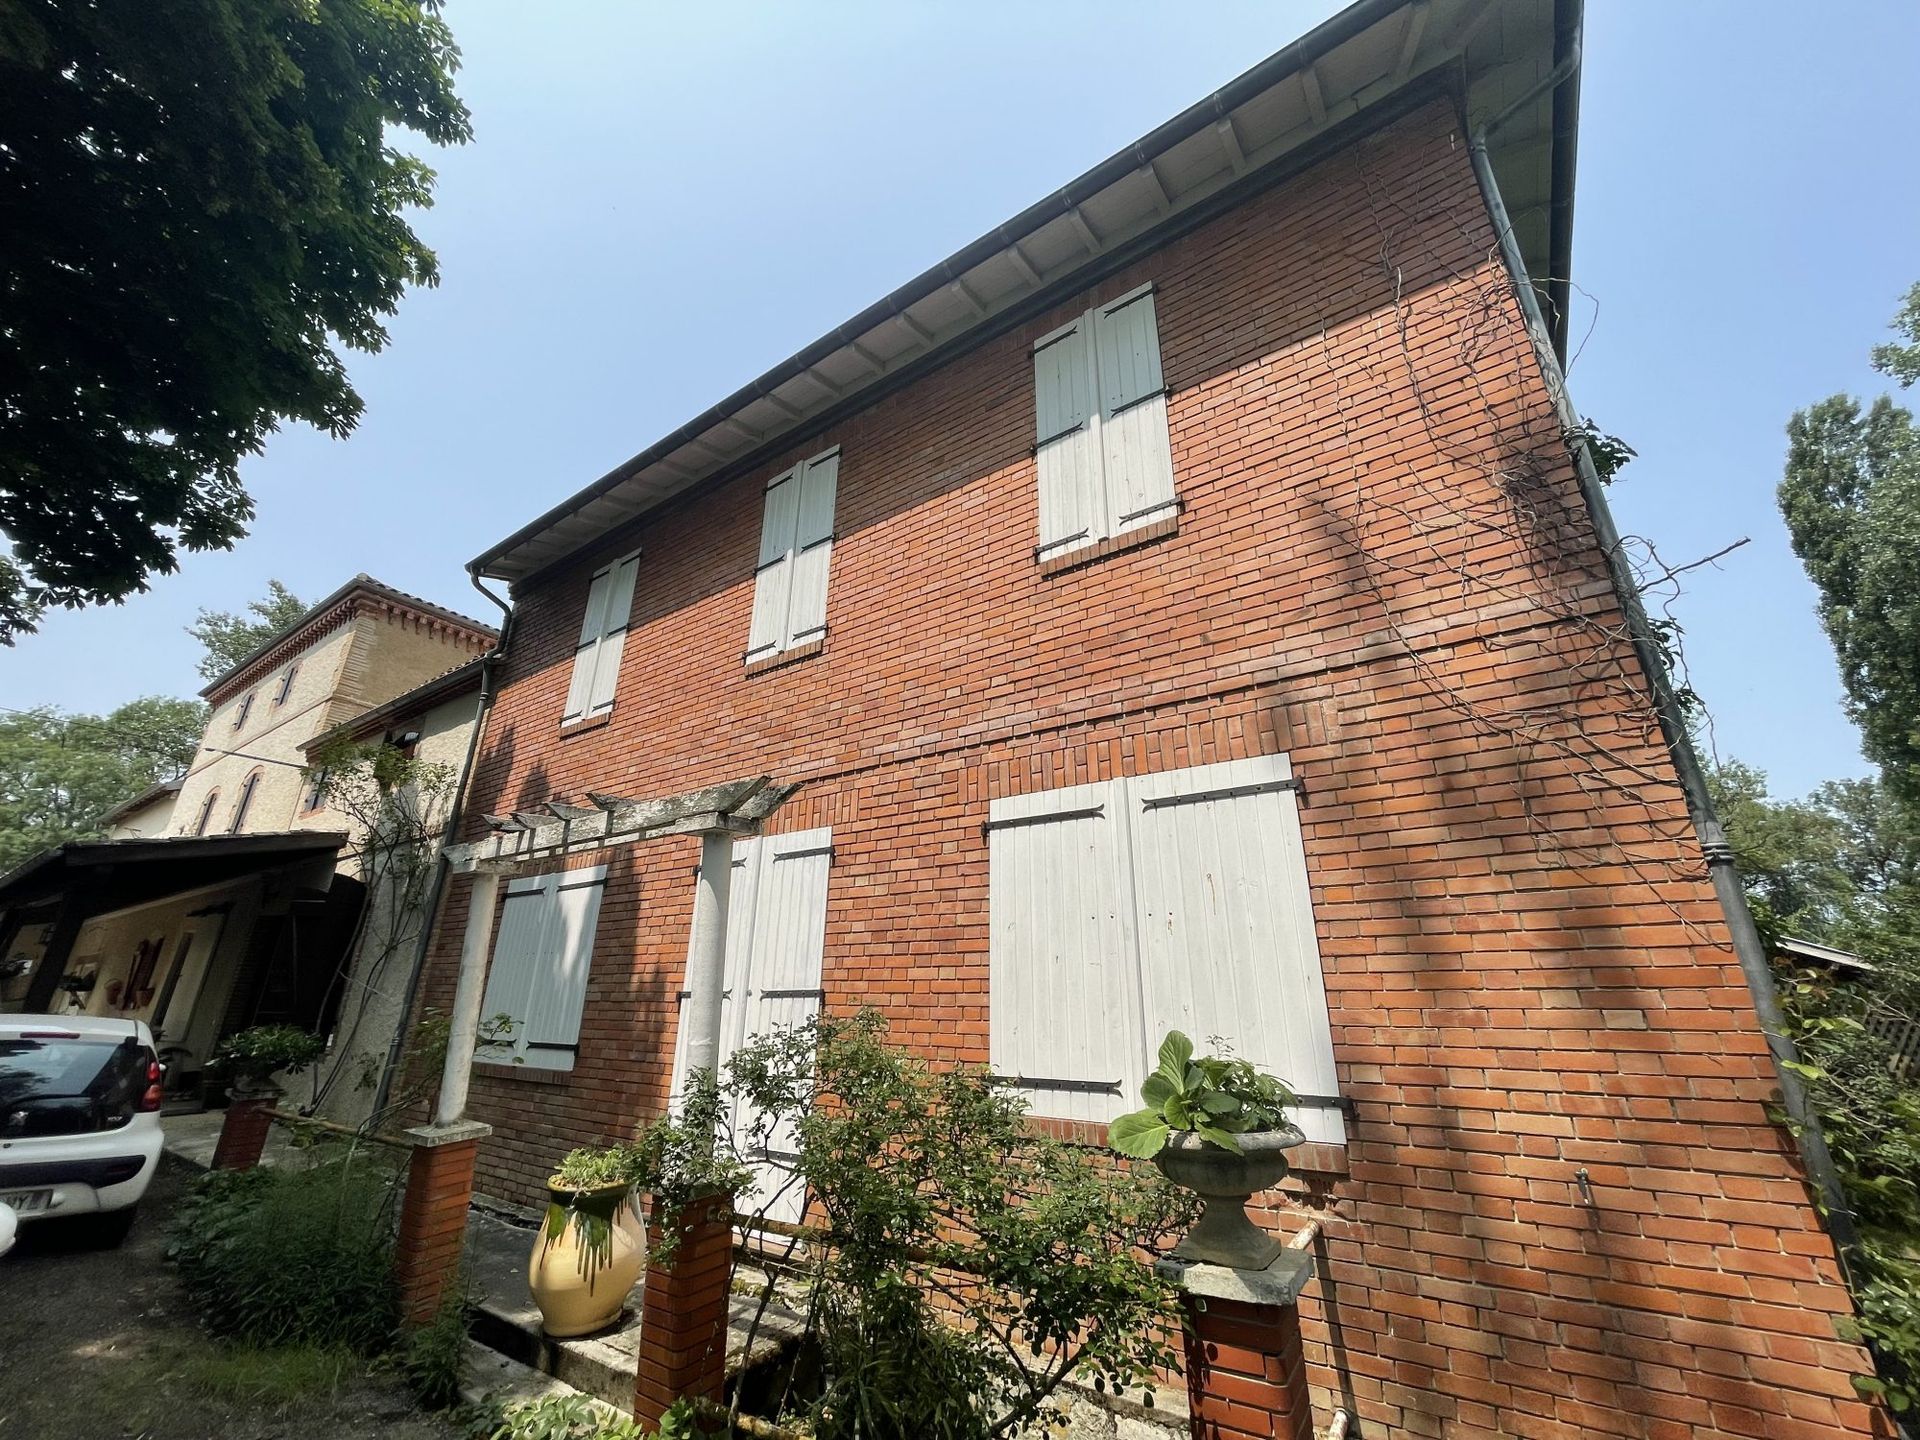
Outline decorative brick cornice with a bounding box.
[202,576,497,708]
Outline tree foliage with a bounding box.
[0,1,471,642]
[1712,757,1920,1411]
[186,580,311,683]
[0,697,206,869]
[1870,281,1920,391]
[1779,288,1920,804]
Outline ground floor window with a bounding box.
[476,864,606,1072]
[987,754,1345,1144]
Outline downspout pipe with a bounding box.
[1466,38,1860,1266]
[367,570,514,1124]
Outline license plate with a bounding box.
[0,1190,49,1213]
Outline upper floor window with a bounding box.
[231,691,255,730]
[563,552,640,726]
[1032,283,1177,563]
[192,790,219,836]
[273,664,298,706]
[301,767,328,812]
[745,447,839,666]
[228,770,261,833]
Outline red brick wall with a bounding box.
[418,99,1879,1439]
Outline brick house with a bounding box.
[413,2,1879,1435]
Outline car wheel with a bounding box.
[80,1207,137,1248]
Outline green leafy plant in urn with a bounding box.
[531,1147,647,1338]
[1109,1031,1303,1270]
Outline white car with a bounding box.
[0,1015,165,1246]
[0,1199,15,1258]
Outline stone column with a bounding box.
[633,1193,736,1428]
[435,868,503,1126]
[210,1090,276,1171]
[679,832,733,1090]
[1163,1251,1316,1440]
[394,1118,492,1325]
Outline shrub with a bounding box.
[400,1283,472,1411]
[718,1011,1196,1439]
[211,1024,327,1086]
[168,1153,399,1352]
[468,1392,653,1440]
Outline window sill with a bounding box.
[559,711,614,739]
[1037,514,1180,577]
[744,636,825,678]
[473,1061,571,1086]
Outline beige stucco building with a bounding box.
[0,577,496,1114]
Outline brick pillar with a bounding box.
[633,1193,735,1428]
[210,1092,276,1171]
[393,1120,491,1326]
[1164,1251,1316,1440]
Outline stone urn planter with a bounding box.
[530,1178,647,1337]
[1153,1124,1305,1270]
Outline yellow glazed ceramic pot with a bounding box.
[528,1179,646,1337]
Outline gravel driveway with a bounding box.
[0,1156,463,1440]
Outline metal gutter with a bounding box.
[1466,39,1861,1269]
[367,573,515,1123]
[468,0,1419,580]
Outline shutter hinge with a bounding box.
[1139,776,1305,811]
[982,804,1105,838]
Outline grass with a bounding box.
[174,1341,357,1408]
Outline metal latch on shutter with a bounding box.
[981,804,1104,838]
[773,845,834,862]
[1106,385,1168,418]
[1116,495,1185,525]
[675,989,735,1001]
[992,1075,1123,1096]
[1139,776,1306,809]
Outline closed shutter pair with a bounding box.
[1033,283,1178,560]
[987,754,1345,1145]
[746,449,839,663]
[563,553,640,724]
[477,866,607,1071]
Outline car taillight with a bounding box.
[139,1051,164,1112]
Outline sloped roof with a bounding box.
[470,0,1581,586]
[301,655,487,756]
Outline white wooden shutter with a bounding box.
[670,845,759,1104]
[564,568,615,722]
[1125,756,1343,1145]
[476,877,553,1065]
[519,868,606,1070]
[1093,286,1176,537]
[785,451,838,648]
[987,780,1145,1123]
[1033,318,1102,558]
[731,827,831,1226]
[585,554,639,716]
[746,468,800,662]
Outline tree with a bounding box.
[0,2,471,644]
[0,697,206,870]
[186,581,311,683]
[1779,285,1920,804]
[1870,281,1920,391]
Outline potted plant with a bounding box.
[1108,1031,1303,1270]
[531,1145,648,1338]
[209,1024,326,1099]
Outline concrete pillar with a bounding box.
[394,1119,492,1325]
[633,1193,736,1428]
[436,869,502,1125]
[1163,1251,1316,1440]
[210,1092,276,1171]
[679,832,734,1090]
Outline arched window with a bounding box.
[231,691,255,731]
[192,790,219,836]
[273,663,298,706]
[228,770,262,833]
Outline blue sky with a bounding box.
[6,2,1915,801]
